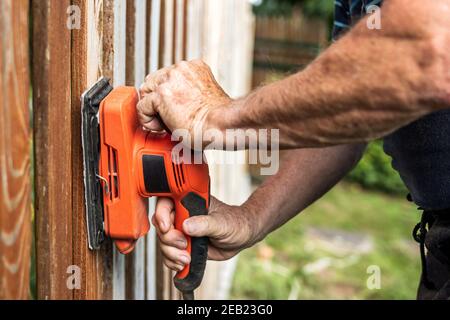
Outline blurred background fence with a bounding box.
[252,8,327,87]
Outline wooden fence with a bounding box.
[0,0,254,300]
[252,8,328,87]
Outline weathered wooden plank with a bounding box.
[186,0,204,60]
[124,0,137,301]
[152,0,183,301]
[71,0,113,300]
[125,0,147,301]
[170,0,186,300]
[145,0,153,75]
[32,0,73,300]
[0,0,32,300]
[174,0,186,62]
[145,198,157,300]
[126,0,136,88]
[154,0,170,301]
[149,0,161,73]
[146,0,159,300]
[110,0,127,301]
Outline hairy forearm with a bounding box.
[243,144,365,242]
[210,0,450,148]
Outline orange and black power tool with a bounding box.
[81,78,210,299]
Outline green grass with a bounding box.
[231,183,422,300]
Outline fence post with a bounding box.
[71,0,115,300]
[33,0,115,300]
[0,0,32,300]
[32,0,74,300]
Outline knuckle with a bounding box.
[159,70,169,81]
[168,68,178,78]
[154,209,163,220]
[194,59,207,68]
[159,244,171,256]
[163,259,174,269]
[177,60,189,69]
[164,230,177,242]
[156,83,169,95]
[160,235,173,246]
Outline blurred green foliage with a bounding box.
[252,0,334,19]
[347,141,407,195]
[231,183,420,299]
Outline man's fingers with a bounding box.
[207,245,237,261]
[140,67,172,96]
[160,243,191,266]
[143,118,165,132]
[137,93,167,131]
[158,228,187,250]
[138,113,153,124]
[163,258,185,272]
[154,197,175,234]
[137,93,159,119]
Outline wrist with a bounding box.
[205,98,240,131]
[204,98,246,149]
[241,200,270,246]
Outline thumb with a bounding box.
[183,215,224,238]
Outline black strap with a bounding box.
[412,211,436,290]
[408,193,436,290]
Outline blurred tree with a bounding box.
[347,141,407,195]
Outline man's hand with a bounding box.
[138,60,232,144]
[152,196,257,272]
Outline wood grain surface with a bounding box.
[0,0,32,300]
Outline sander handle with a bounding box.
[173,192,209,293]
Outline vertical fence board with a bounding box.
[0,0,32,300]
[153,0,182,301]
[33,0,73,300]
[111,0,127,300]
[71,0,114,300]
[124,0,137,301]
[125,0,147,300]
[146,0,160,300]
[133,0,148,300]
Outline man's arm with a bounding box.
[138,0,450,149]
[214,0,450,148]
[245,144,365,241]
[153,144,365,268]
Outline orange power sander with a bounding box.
[81,78,210,299]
